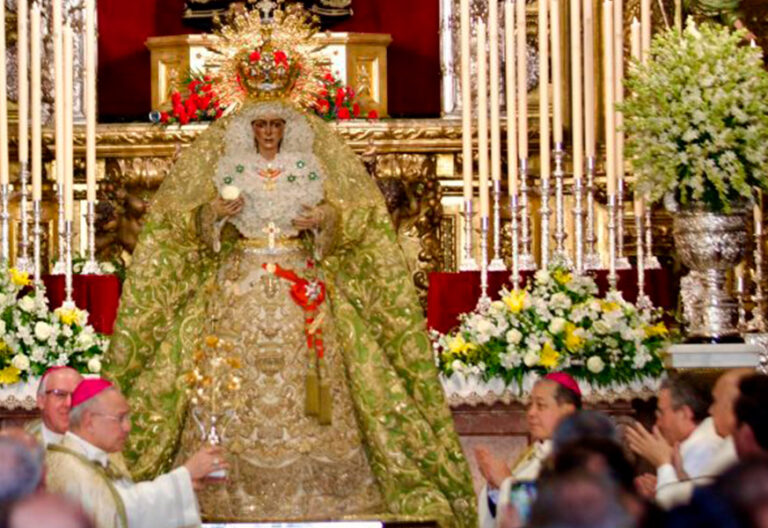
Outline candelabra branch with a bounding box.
[460,198,479,271]
[584,156,602,270]
[489,180,506,271]
[518,158,536,270]
[552,143,571,268]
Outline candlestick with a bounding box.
[489,179,506,271]
[553,143,570,267]
[644,206,661,269]
[510,193,520,289]
[65,219,73,302]
[519,158,536,270]
[0,184,7,264]
[635,199,651,309]
[33,199,41,285]
[539,0,551,269]
[751,192,766,332]
[584,156,602,269]
[460,199,479,271]
[477,216,492,312]
[607,194,618,290]
[31,4,41,202]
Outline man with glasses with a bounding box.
[45,378,226,528]
[26,366,83,446]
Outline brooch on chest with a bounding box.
[258,166,283,191]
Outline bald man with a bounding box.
[26,366,83,446]
[8,492,95,528]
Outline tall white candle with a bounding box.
[86,0,96,203]
[603,0,616,197]
[631,17,643,214]
[641,0,651,64]
[460,0,473,201]
[17,0,28,164]
[539,0,550,183]
[53,0,64,191]
[516,0,528,159]
[583,0,596,158]
[613,0,624,191]
[64,24,73,222]
[550,0,563,144]
[477,20,490,218]
[570,0,583,188]
[0,0,8,185]
[505,1,518,196]
[489,0,501,184]
[31,4,41,200]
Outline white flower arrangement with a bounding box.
[622,21,768,213]
[0,269,109,385]
[432,267,670,392]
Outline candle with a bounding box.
[53,0,64,192]
[86,0,96,203]
[477,19,490,218]
[583,0,595,158]
[31,4,41,200]
[613,0,624,191]
[550,0,563,144]
[674,0,682,32]
[64,24,73,222]
[505,0,518,196]
[516,0,527,159]
[631,18,643,214]
[17,0,28,164]
[460,0,472,202]
[539,0,550,183]
[603,0,616,197]
[641,0,651,64]
[570,0,583,186]
[489,0,501,184]
[0,0,8,185]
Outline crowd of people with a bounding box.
[476,369,768,528]
[1,365,767,527]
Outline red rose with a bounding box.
[202,83,213,93]
[159,111,169,124]
[274,50,288,67]
[188,79,200,93]
[171,91,182,106]
[337,107,351,120]
[172,104,184,116]
[324,72,335,82]
[367,110,379,120]
[346,86,355,99]
[215,108,224,119]
[185,98,197,115]
[319,87,328,97]
[203,75,211,82]
[352,103,360,118]
[178,110,190,125]
[249,50,261,63]
[316,99,330,113]
[335,88,345,107]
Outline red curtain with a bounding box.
[97,0,440,121]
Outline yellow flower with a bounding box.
[0,366,20,385]
[564,322,584,351]
[205,335,220,348]
[601,300,620,313]
[9,268,30,287]
[552,269,572,285]
[539,342,560,369]
[645,322,668,338]
[447,335,477,356]
[56,307,79,326]
[503,290,527,313]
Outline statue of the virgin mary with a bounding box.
[104,5,476,526]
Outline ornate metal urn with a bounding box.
[673,210,749,343]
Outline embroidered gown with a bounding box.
[105,101,477,526]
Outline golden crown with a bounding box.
[209,3,326,108]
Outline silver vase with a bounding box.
[673,210,748,343]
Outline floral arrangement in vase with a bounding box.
[433,267,670,397]
[621,21,768,213]
[0,269,109,385]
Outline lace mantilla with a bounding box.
[215,103,325,240]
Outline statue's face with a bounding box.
[251,117,286,159]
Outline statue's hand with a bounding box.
[212,196,244,220]
[292,204,325,231]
